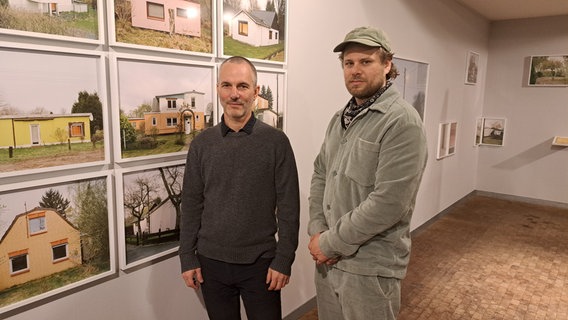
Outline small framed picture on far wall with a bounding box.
[465,51,479,85]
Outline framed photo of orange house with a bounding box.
[0,43,110,179]
[219,0,287,64]
[0,0,104,44]
[107,0,214,56]
[528,55,568,86]
[115,160,185,270]
[0,171,115,314]
[109,53,215,163]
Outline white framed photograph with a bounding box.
[109,53,215,163]
[219,0,287,64]
[0,43,110,178]
[115,161,185,270]
[0,0,104,45]
[107,0,215,56]
[465,51,479,85]
[480,117,506,146]
[0,171,115,313]
[437,121,457,159]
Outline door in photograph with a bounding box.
[30,124,40,145]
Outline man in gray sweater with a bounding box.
[179,56,300,320]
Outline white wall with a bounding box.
[7,1,566,320]
[476,15,568,203]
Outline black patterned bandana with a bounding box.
[341,81,392,129]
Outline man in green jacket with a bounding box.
[308,26,428,320]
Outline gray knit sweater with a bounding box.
[179,119,300,276]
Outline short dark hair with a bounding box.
[220,56,258,85]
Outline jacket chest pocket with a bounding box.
[344,138,380,186]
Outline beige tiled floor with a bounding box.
[298,194,568,319]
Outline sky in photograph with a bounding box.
[118,59,213,115]
[0,177,105,239]
[0,49,99,115]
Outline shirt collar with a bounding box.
[221,114,256,136]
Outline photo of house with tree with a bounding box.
[116,58,213,159]
[0,49,105,174]
[223,0,287,61]
[120,164,184,266]
[0,177,111,308]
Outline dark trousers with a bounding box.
[198,255,281,320]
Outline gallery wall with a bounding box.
[2,0,565,319]
[477,15,568,204]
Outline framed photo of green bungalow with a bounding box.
[107,0,214,55]
[528,55,568,86]
[109,53,215,163]
[220,0,287,64]
[0,0,103,44]
[0,171,115,314]
[115,161,185,270]
[0,44,110,179]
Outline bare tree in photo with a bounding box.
[123,177,159,245]
[158,166,184,230]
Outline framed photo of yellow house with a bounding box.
[109,53,215,163]
[0,0,104,44]
[115,160,185,270]
[0,171,115,314]
[219,0,287,64]
[107,0,215,56]
[0,44,110,179]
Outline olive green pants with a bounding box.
[314,264,401,320]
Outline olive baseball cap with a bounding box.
[333,26,392,53]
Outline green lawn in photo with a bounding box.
[223,36,285,61]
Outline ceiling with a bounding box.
[456,0,568,21]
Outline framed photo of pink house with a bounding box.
[0,44,110,179]
[528,55,568,86]
[465,51,479,85]
[0,171,115,314]
[219,0,287,64]
[0,0,104,44]
[107,0,214,55]
[115,161,185,270]
[480,117,506,146]
[109,53,215,163]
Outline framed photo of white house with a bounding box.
[465,51,479,85]
[528,55,568,86]
[109,53,215,163]
[219,0,287,64]
[0,0,104,45]
[480,117,506,146]
[0,44,110,179]
[0,171,115,314]
[392,57,429,121]
[115,161,185,270]
[107,0,214,56]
